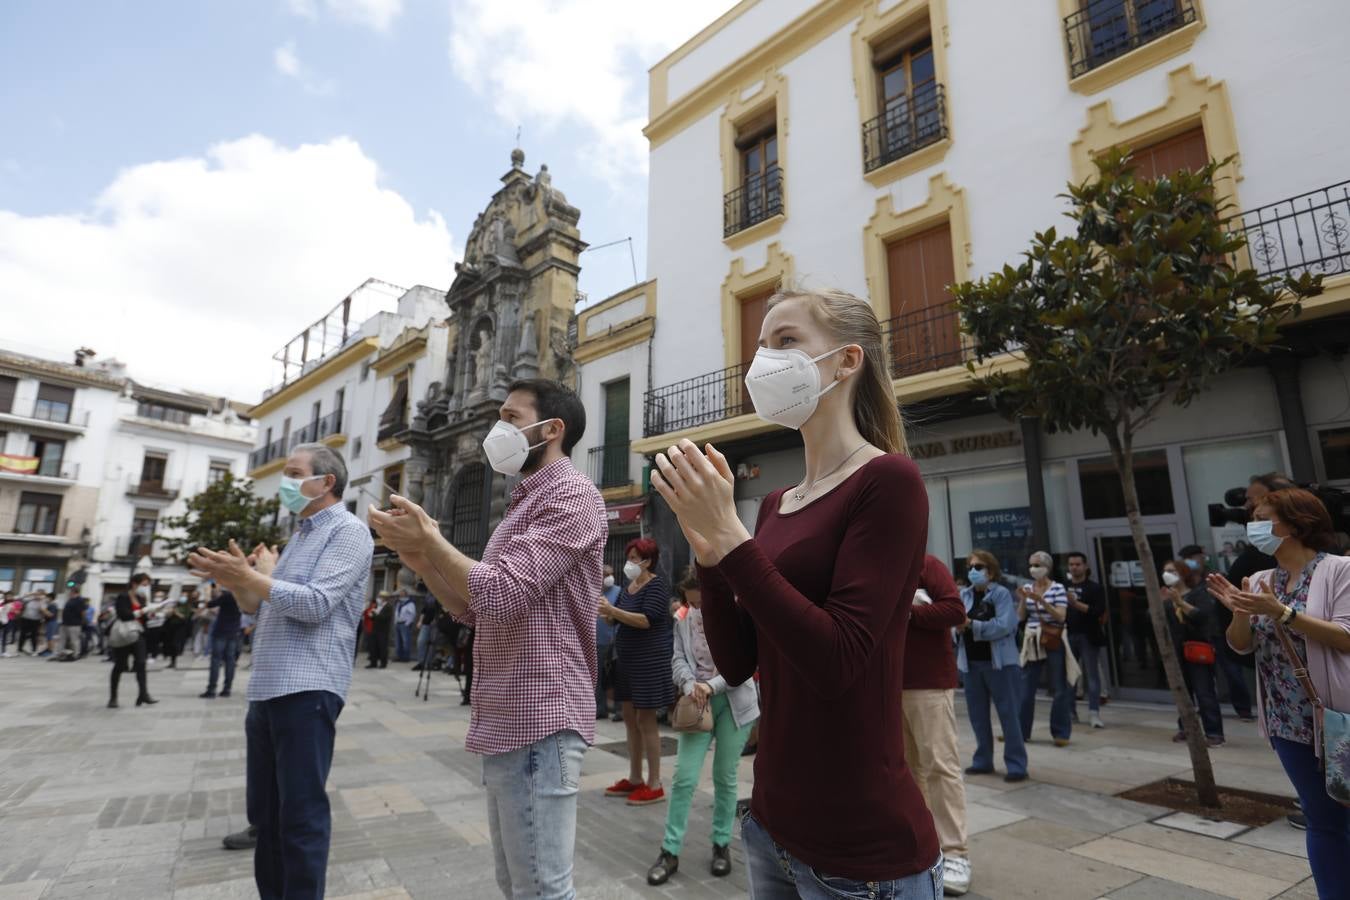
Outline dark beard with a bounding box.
[519,444,548,475]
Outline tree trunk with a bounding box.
[1106,427,1221,808]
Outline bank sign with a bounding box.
[911,429,1021,461]
[970,506,1034,577]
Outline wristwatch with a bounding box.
[1279,605,1296,626]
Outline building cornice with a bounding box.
[247,338,379,419]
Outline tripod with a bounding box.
[414,626,435,702]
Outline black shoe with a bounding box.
[740,742,757,757]
[107,699,119,709]
[219,690,231,698]
[711,843,731,878]
[460,694,471,707]
[611,712,623,723]
[222,826,258,850]
[365,663,379,669]
[1004,772,1029,783]
[1288,812,1307,831]
[647,850,678,886]
[136,696,158,706]
[964,766,994,776]
[411,664,425,672]
[200,691,216,699]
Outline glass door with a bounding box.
[1089,525,1179,699]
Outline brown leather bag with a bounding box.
[1039,623,1064,652]
[672,693,713,733]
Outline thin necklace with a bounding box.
[793,443,868,503]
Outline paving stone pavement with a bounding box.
[0,652,1321,899]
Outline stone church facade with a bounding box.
[399,149,586,558]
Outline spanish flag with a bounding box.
[0,454,39,474]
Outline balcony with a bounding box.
[0,519,72,544]
[115,535,169,561]
[249,437,288,471]
[883,301,970,379]
[1232,180,1350,282]
[0,462,79,486]
[0,404,90,434]
[644,363,751,438]
[377,417,408,444]
[291,409,345,450]
[724,165,783,239]
[587,443,637,489]
[126,475,181,500]
[1064,0,1197,80]
[862,83,948,175]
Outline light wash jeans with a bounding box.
[742,813,942,899]
[482,729,588,900]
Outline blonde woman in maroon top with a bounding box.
[652,289,942,898]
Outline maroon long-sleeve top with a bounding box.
[699,454,939,880]
[904,555,965,690]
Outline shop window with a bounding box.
[0,566,14,592]
[1079,449,1173,519]
[1321,428,1350,482]
[21,568,58,595]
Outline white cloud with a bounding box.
[447,0,736,176]
[273,40,336,95]
[0,136,455,400]
[285,0,402,32]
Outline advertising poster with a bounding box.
[969,506,1033,578]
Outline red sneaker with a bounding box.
[627,785,666,806]
[604,778,643,797]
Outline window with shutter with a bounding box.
[34,383,74,423]
[0,377,15,415]
[885,222,961,376]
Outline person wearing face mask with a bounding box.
[1181,542,1255,724]
[188,443,372,900]
[107,572,159,708]
[649,289,943,898]
[1161,559,1224,746]
[1017,551,1077,747]
[595,565,620,720]
[367,379,605,900]
[958,551,1028,784]
[599,539,674,806]
[1207,488,1350,896]
[1065,552,1107,729]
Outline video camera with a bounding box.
[1208,483,1350,531]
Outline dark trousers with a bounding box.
[208,634,240,694]
[246,691,343,900]
[368,627,389,667]
[595,641,613,717]
[109,637,149,702]
[1271,735,1350,896]
[1214,642,1254,717]
[17,619,40,653]
[1178,660,1224,738]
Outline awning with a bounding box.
[606,500,646,526]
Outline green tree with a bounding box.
[952,148,1323,807]
[157,472,282,563]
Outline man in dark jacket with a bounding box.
[58,587,86,660]
[366,591,394,669]
[1066,552,1108,729]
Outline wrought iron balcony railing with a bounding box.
[644,363,751,438]
[292,409,345,450]
[587,443,636,489]
[862,83,948,174]
[724,165,783,238]
[1065,0,1197,79]
[126,475,181,500]
[882,301,970,379]
[248,437,288,471]
[1232,180,1350,282]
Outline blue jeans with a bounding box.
[416,624,433,663]
[245,690,344,900]
[207,634,239,694]
[395,622,414,661]
[1270,735,1350,896]
[1179,660,1223,738]
[742,813,942,899]
[1069,634,1101,715]
[1021,647,1073,741]
[964,660,1028,777]
[482,729,587,899]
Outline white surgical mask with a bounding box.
[1246,519,1285,556]
[743,345,848,430]
[602,575,615,589]
[481,419,557,476]
[135,585,150,600]
[623,561,642,581]
[1162,570,1182,587]
[1029,565,1048,580]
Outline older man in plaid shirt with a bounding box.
[191,442,372,900]
[371,378,606,900]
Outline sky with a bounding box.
[0,0,735,401]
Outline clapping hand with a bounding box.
[650,439,740,565]
[368,495,440,555]
[1206,573,1246,611]
[249,543,279,577]
[188,540,256,594]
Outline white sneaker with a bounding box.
[943,855,971,896]
[1091,713,1105,729]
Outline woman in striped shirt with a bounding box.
[1017,550,1074,746]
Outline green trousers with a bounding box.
[661,692,752,855]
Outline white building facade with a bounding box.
[636,0,1350,699]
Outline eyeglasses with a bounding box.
[968,564,986,572]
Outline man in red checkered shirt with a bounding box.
[370,379,607,900]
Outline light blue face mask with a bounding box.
[1246,519,1284,556]
[278,474,325,514]
[967,567,988,587]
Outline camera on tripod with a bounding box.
[1208,482,1350,531]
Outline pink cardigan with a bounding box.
[1235,553,1350,734]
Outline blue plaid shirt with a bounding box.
[247,503,373,703]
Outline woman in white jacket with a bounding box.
[647,567,760,886]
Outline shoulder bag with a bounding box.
[1273,622,1350,807]
[108,617,144,649]
[672,693,713,733]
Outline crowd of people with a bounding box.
[9,289,1350,900]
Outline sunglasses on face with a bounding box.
[968,564,986,572]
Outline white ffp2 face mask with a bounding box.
[481,419,557,476]
[743,346,848,430]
